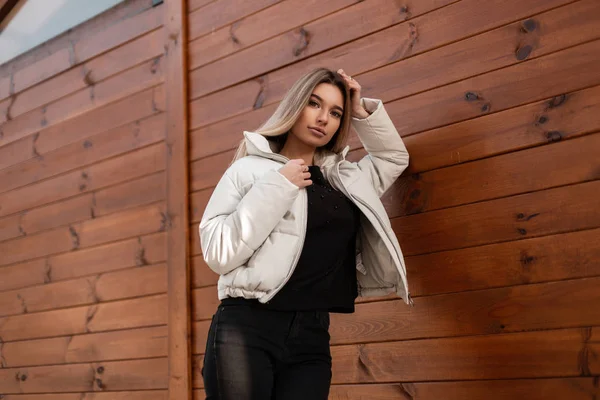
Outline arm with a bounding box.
[199,165,300,275]
[353,98,409,197]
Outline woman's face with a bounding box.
[289,83,344,149]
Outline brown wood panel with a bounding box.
[164,0,192,398]
[1,57,164,150]
[0,213,23,242]
[189,101,275,161]
[191,286,220,321]
[190,220,202,257]
[0,85,164,170]
[328,378,600,400]
[48,232,166,282]
[386,38,600,138]
[188,0,594,151]
[331,277,600,344]
[94,172,166,217]
[191,320,212,355]
[189,0,458,99]
[394,179,600,256]
[10,29,164,120]
[188,0,575,119]
[188,0,282,41]
[407,227,600,297]
[2,326,167,368]
[0,142,165,218]
[0,202,165,266]
[190,150,234,192]
[0,357,168,393]
[191,256,219,288]
[10,48,72,100]
[0,294,167,342]
[0,259,47,293]
[390,132,600,217]
[188,0,214,13]
[3,392,168,400]
[0,264,167,318]
[0,74,9,99]
[404,83,600,173]
[0,113,165,194]
[192,327,599,385]
[188,0,356,69]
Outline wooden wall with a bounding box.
[0,0,171,398]
[186,0,600,399]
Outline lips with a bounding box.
[309,126,326,137]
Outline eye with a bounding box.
[308,100,319,108]
[331,111,342,119]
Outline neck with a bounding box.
[279,135,316,166]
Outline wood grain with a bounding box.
[0,142,165,219]
[393,179,600,256]
[188,0,356,69]
[0,358,168,393]
[2,392,168,400]
[2,326,167,367]
[0,294,167,342]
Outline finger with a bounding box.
[299,179,313,188]
[302,172,311,179]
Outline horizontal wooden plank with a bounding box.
[2,326,167,368]
[390,132,600,217]
[0,85,164,171]
[189,101,274,161]
[0,113,165,194]
[407,227,600,297]
[1,57,164,150]
[94,172,166,217]
[332,277,600,344]
[191,320,212,355]
[190,188,212,224]
[3,392,167,400]
[384,38,600,135]
[404,82,600,174]
[190,150,234,192]
[188,0,214,13]
[188,0,282,41]
[0,232,165,294]
[192,326,599,385]
[0,294,167,342]
[0,142,165,219]
[189,0,458,99]
[327,378,600,400]
[10,28,164,120]
[394,179,600,256]
[7,4,163,98]
[191,255,218,288]
[0,357,167,393]
[188,0,356,69]
[0,202,166,266]
[0,263,166,317]
[188,0,576,124]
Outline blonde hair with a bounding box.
[232,68,352,163]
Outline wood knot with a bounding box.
[537,115,548,124]
[548,94,566,109]
[409,189,421,199]
[97,366,104,374]
[515,45,533,61]
[517,228,527,235]
[520,251,535,266]
[83,140,93,149]
[96,378,106,389]
[465,92,479,101]
[293,27,311,57]
[546,131,562,142]
[521,19,537,33]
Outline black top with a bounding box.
[262,165,360,313]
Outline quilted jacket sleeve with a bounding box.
[352,98,409,197]
[199,165,300,275]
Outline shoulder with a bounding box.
[224,156,282,190]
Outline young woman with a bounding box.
[199,68,412,400]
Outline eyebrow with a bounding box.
[310,94,344,113]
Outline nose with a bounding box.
[317,109,328,125]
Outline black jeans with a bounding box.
[202,299,332,399]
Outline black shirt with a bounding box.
[264,165,360,313]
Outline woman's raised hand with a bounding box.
[279,159,312,188]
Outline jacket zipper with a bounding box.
[334,162,412,305]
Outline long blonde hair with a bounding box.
[232,68,352,163]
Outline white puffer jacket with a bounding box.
[199,98,413,305]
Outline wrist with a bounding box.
[352,106,370,119]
